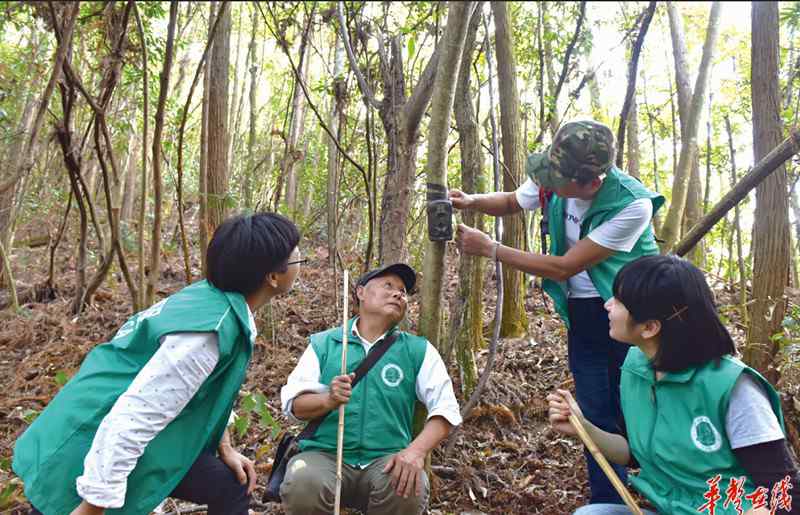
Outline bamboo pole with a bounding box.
[569,414,643,515]
[334,270,349,515]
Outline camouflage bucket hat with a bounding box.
[526,120,616,190]
[525,150,570,190]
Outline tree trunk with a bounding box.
[198,2,215,275]
[120,135,138,225]
[419,1,474,348]
[626,99,640,178]
[450,5,484,396]
[282,10,313,218]
[206,0,231,236]
[660,1,722,252]
[376,39,440,265]
[336,2,440,265]
[744,1,791,384]
[244,4,259,210]
[146,1,178,306]
[492,1,528,338]
[327,34,346,267]
[616,1,656,170]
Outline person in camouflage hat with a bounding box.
[450,119,665,507]
[526,119,617,191]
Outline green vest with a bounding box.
[13,280,254,515]
[299,318,427,467]
[538,168,664,328]
[621,347,784,514]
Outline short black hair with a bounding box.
[613,254,735,372]
[206,212,300,296]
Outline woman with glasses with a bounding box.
[548,255,799,515]
[14,212,302,515]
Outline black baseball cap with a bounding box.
[356,263,417,293]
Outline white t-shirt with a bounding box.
[515,178,653,298]
[726,373,784,449]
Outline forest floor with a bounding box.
[0,232,798,514]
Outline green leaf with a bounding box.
[233,413,250,438]
[407,35,416,60]
[241,394,257,413]
[0,457,11,471]
[54,370,69,388]
[21,408,39,425]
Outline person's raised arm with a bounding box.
[449,189,522,217]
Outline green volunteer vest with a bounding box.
[621,347,784,514]
[299,318,428,467]
[535,167,664,328]
[13,280,254,515]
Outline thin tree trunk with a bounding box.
[206,0,231,236]
[626,99,640,178]
[419,0,474,348]
[244,4,259,210]
[616,1,657,169]
[327,34,345,267]
[133,3,149,308]
[744,1,791,384]
[146,1,178,307]
[660,1,722,251]
[199,3,215,275]
[177,1,227,284]
[703,94,713,215]
[492,1,527,338]
[449,4,483,395]
[282,9,314,218]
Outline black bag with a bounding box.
[263,333,398,502]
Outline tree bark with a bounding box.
[327,34,346,267]
[660,1,722,252]
[244,4,259,210]
[133,3,149,308]
[449,4,484,395]
[282,9,314,218]
[725,115,747,325]
[419,1,474,348]
[492,1,528,338]
[744,1,791,384]
[146,1,178,306]
[336,2,442,265]
[206,0,231,237]
[616,1,656,169]
[626,99,640,178]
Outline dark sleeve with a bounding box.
[733,438,800,515]
[617,412,640,469]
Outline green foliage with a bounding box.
[53,370,69,388]
[233,390,282,440]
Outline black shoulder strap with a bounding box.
[296,332,399,440]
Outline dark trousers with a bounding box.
[30,451,250,515]
[567,297,631,505]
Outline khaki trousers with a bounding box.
[280,451,429,514]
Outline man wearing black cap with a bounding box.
[279,263,462,515]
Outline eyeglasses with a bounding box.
[287,258,308,266]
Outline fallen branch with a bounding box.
[673,127,800,256]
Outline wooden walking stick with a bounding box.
[569,413,643,515]
[334,270,349,515]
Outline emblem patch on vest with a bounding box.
[381,364,404,387]
[690,416,722,452]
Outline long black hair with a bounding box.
[207,212,300,295]
[612,254,735,372]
